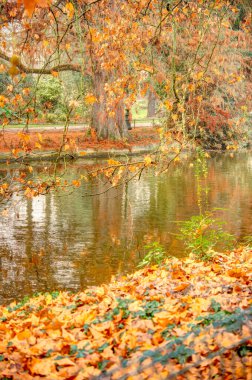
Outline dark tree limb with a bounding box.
[0,51,81,74]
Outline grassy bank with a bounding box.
[0,248,251,379]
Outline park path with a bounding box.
[1,121,160,133]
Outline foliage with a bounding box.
[0,73,10,94]
[178,150,235,260]
[0,248,251,378]
[138,242,166,268]
[0,73,34,123]
[178,211,235,260]
[36,76,70,122]
[36,76,62,108]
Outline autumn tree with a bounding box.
[0,0,251,143]
[0,0,155,139]
[0,0,251,203]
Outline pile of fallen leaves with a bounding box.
[0,248,251,379]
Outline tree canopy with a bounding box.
[0,0,251,139]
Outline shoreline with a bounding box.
[0,143,161,163]
[0,144,250,164]
[0,127,250,163]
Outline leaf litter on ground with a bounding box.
[0,247,251,379]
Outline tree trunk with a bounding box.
[91,70,129,140]
[147,89,156,118]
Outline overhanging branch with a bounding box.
[0,51,81,74]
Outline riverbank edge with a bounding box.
[0,143,163,163]
[0,141,250,163]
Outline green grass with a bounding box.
[132,98,148,120]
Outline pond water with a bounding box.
[1,152,252,304]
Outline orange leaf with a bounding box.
[29,357,55,376]
[16,329,32,340]
[153,311,174,327]
[54,358,76,366]
[212,264,222,273]
[20,0,51,17]
[72,180,81,188]
[22,0,36,17]
[85,94,97,105]
[164,99,173,111]
[227,268,246,278]
[173,282,190,292]
[51,70,59,77]
[65,2,74,19]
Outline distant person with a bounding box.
[125,108,132,130]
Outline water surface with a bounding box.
[0,152,252,304]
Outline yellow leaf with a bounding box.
[43,40,49,48]
[18,132,30,143]
[222,20,230,28]
[164,99,173,111]
[144,156,152,166]
[10,55,21,66]
[45,293,52,304]
[195,71,204,80]
[107,159,120,166]
[37,133,43,143]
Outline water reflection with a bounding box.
[0,152,252,304]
